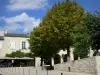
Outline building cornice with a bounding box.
[5,33,30,38]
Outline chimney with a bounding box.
[26,33,30,36]
[4,28,8,34]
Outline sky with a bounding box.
[0,0,100,34]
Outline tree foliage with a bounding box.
[73,16,91,58]
[90,12,100,51]
[84,12,100,56]
[29,0,85,62]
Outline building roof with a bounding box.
[0,57,33,60]
[0,36,4,40]
[5,33,30,38]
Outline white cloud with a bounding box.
[2,12,41,33]
[7,0,48,10]
[0,16,5,20]
[4,23,22,32]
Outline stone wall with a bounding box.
[71,57,96,74]
[54,62,68,71]
[95,56,100,75]
[54,57,98,75]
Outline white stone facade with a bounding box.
[0,31,30,57]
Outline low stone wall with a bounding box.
[71,57,96,74]
[54,62,68,71]
[54,57,98,75]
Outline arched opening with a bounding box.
[44,58,51,65]
[54,54,60,64]
[63,54,67,62]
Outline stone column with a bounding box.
[95,56,100,75]
[70,48,74,61]
[89,47,94,57]
[41,60,45,70]
[34,57,37,67]
[78,57,80,60]
[60,55,63,63]
[43,60,44,66]
[51,57,54,66]
[35,57,41,67]
[12,60,14,67]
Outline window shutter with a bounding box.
[26,41,29,49]
[0,42,2,49]
[20,41,22,49]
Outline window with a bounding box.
[22,41,26,49]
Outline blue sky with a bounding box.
[0,0,100,34]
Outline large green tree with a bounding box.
[73,15,91,59]
[85,12,100,56]
[40,0,84,57]
[72,12,100,58]
[29,0,85,65]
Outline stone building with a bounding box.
[0,30,30,57]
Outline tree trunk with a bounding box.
[41,57,43,66]
[50,57,52,67]
[67,47,70,62]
